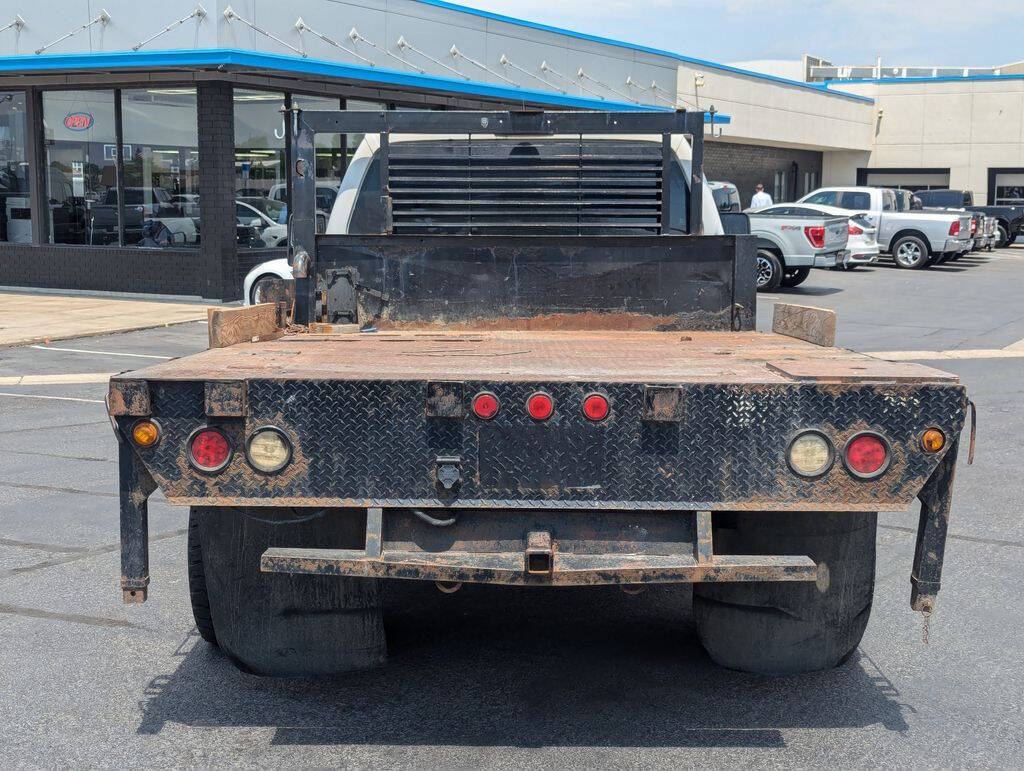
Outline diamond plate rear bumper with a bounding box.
[113,375,967,612]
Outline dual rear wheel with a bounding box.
[188,507,875,677]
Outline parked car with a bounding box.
[744,204,849,290]
[898,189,985,260]
[236,195,286,224]
[268,180,340,213]
[709,180,741,213]
[913,189,1024,247]
[90,187,199,246]
[759,202,880,270]
[237,200,287,247]
[798,187,971,269]
[170,193,200,217]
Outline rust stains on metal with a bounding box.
[643,386,685,422]
[425,381,465,418]
[259,546,818,586]
[107,379,151,417]
[205,380,247,417]
[373,309,732,333]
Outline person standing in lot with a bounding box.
[751,183,773,208]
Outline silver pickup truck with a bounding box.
[743,206,849,291]
[799,187,971,269]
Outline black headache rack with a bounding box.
[287,109,719,327]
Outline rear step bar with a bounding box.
[259,507,818,586]
[260,548,817,586]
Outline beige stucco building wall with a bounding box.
[674,63,874,153]
[822,79,1024,203]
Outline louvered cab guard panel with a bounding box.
[388,139,683,235]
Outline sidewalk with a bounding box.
[0,291,211,348]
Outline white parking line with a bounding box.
[30,345,171,360]
[0,392,104,404]
[0,373,114,385]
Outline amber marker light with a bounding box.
[922,428,946,453]
[131,419,160,448]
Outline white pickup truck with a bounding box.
[798,187,971,269]
[743,207,849,291]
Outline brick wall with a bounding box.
[704,141,824,208]
[0,243,206,296]
[198,82,240,301]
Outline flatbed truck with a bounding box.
[108,110,969,676]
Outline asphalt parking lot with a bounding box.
[1,248,1023,766]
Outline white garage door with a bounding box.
[865,172,950,190]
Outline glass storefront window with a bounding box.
[233,89,286,245]
[0,92,30,243]
[234,89,286,199]
[43,90,118,245]
[120,88,200,247]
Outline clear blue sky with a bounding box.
[460,1,1022,67]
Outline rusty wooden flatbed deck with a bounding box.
[119,330,957,385]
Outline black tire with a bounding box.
[190,506,386,676]
[187,510,217,645]
[891,235,930,269]
[249,274,280,305]
[843,263,859,271]
[694,510,876,675]
[996,224,1009,248]
[755,249,783,292]
[780,266,811,288]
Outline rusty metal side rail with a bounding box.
[259,548,817,586]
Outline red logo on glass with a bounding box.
[63,112,94,131]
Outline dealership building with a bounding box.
[1,1,1022,300]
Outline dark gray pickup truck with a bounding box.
[913,189,1023,247]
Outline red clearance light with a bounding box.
[582,393,610,421]
[848,223,864,236]
[804,225,826,248]
[471,391,500,420]
[949,221,961,236]
[526,392,554,420]
[844,433,889,478]
[189,428,231,472]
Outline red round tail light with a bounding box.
[471,391,500,420]
[189,428,231,472]
[844,433,889,478]
[526,392,554,420]
[582,393,610,421]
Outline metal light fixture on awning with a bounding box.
[294,18,374,66]
[450,45,517,85]
[35,9,110,55]
[222,6,306,58]
[349,27,422,72]
[540,60,602,98]
[131,6,206,52]
[577,68,635,102]
[396,36,468,79]
[499,54,566,93]
[1,15,26,35]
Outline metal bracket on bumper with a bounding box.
[911,438,960,613]
[260,508,819,587]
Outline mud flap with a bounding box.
[911,438,960,613]
[119,435,156,603]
